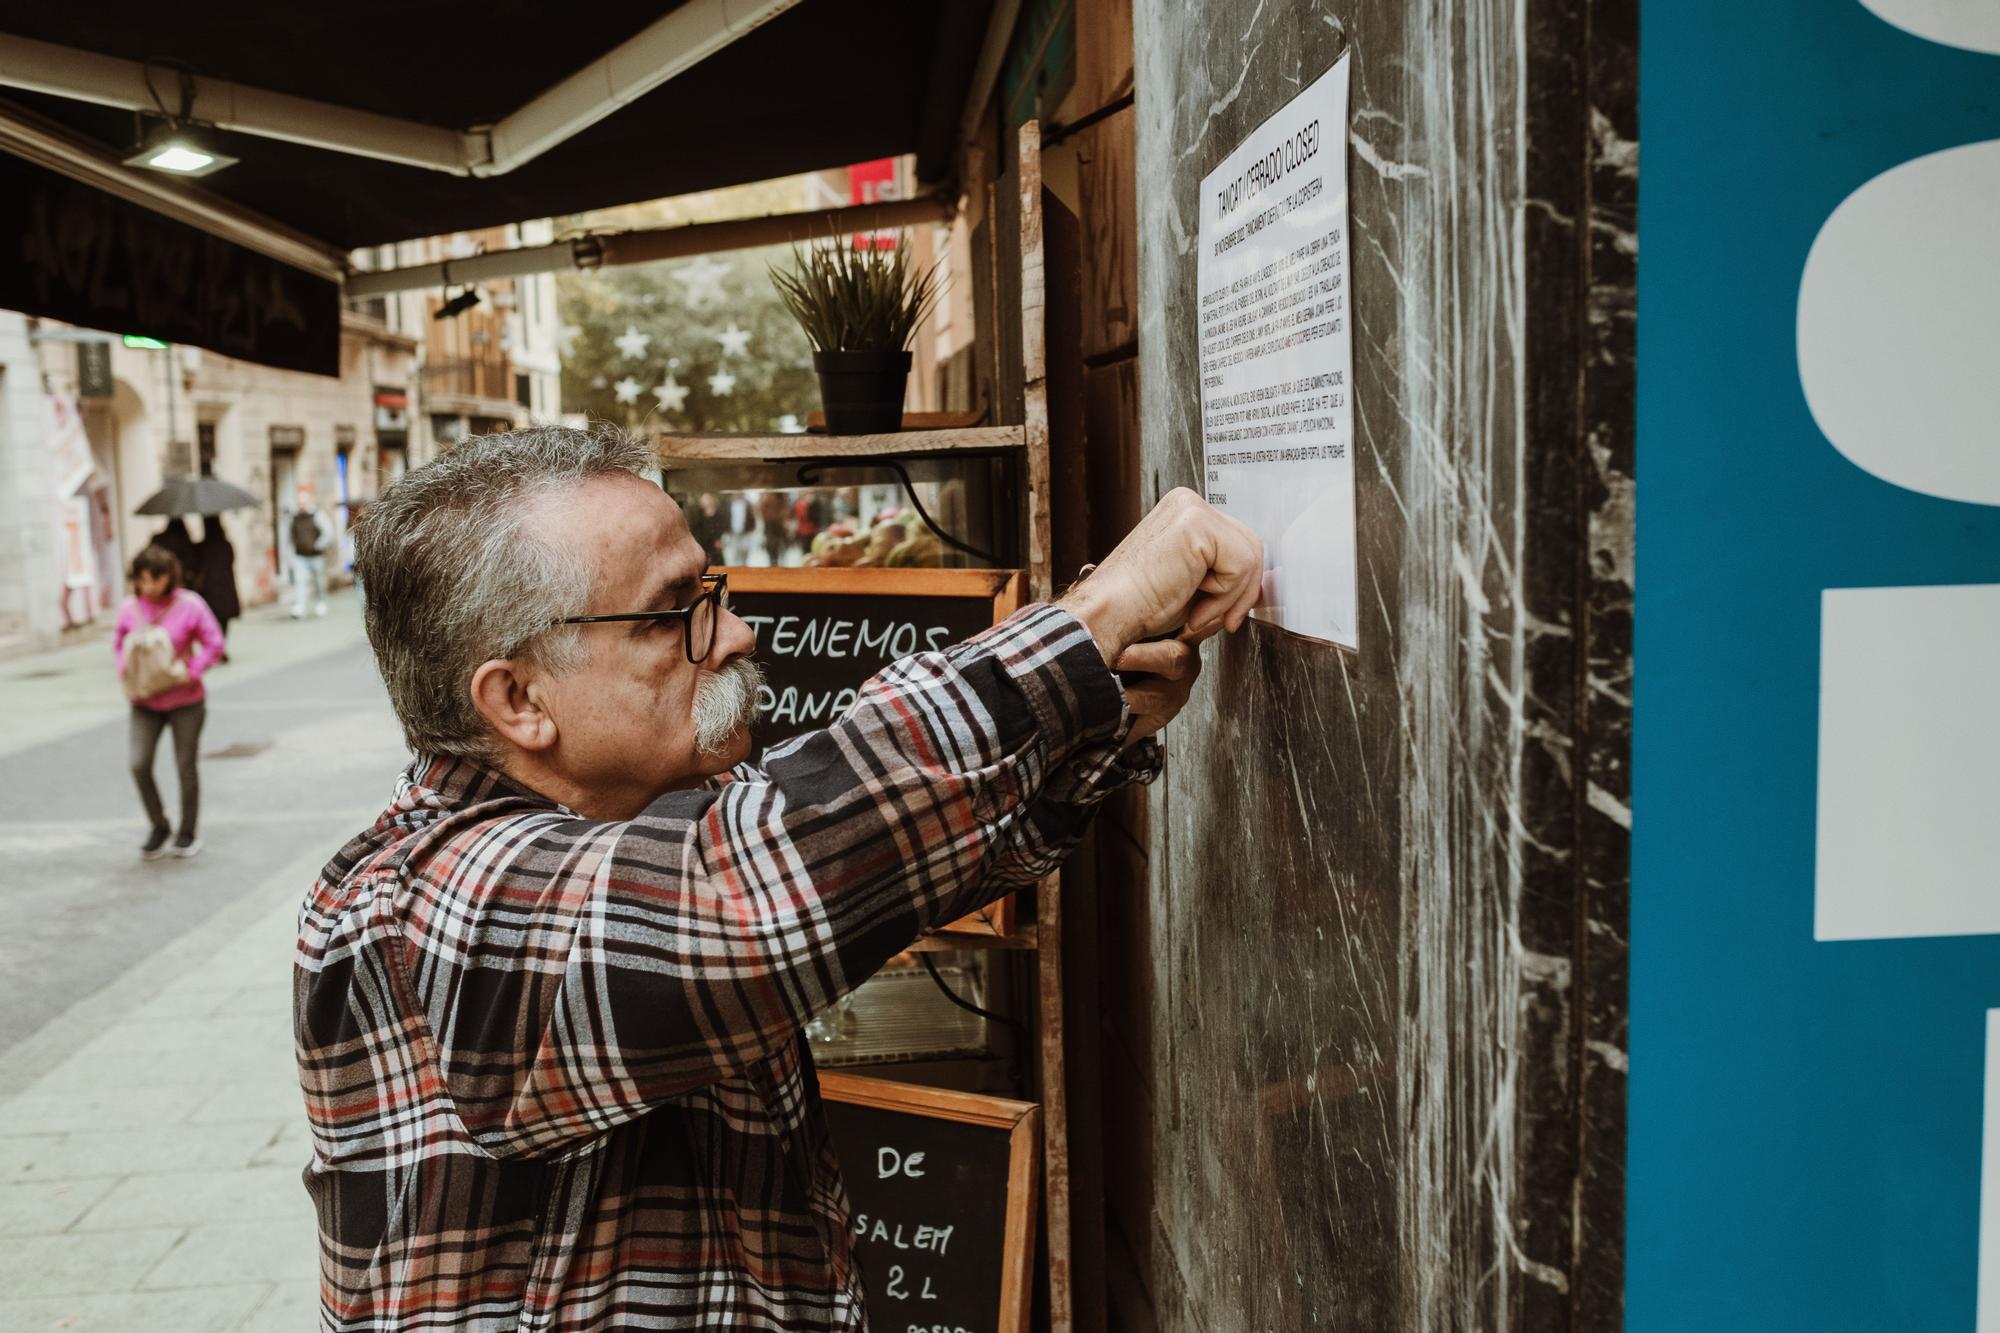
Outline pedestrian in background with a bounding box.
[154,517,200,594]
[114,544,224,860]
[688,491,728,565]
[756,487,791,566]
[196,516,241,658]
[290,489,334,619]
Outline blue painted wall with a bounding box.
[1632,2,2000,1327]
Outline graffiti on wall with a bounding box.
[0,156,339,377]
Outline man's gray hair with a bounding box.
[354,424,655,760]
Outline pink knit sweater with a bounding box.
[113,589,225,711]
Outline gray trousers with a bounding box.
[130,702,205,836]
[292,554,328,614]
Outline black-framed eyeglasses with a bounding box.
[556,572,730,663]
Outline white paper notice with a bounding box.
[1197,55,1356,649]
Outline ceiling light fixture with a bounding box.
[122,122,238,177]
[123,62,238,177]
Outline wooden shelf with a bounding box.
[655,424,1024,468]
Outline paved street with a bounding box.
[0,590,406,1330]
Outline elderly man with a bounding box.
[297,426,1260,1330]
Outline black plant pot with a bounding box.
[812,348,912,434]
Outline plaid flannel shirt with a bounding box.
[295,604,1159,1331]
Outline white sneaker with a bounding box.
[315,602,329,617]
[290,608,304,620]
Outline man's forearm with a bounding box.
[607,604,1134,1093]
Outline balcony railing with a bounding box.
[419,353,513,404]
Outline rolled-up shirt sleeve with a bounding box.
[431,603,1148,1155]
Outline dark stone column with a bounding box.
[1131,0,1633,1327]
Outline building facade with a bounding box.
[355,219,568,451]
[0,226,562,654]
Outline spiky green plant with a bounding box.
[769,233,944,353]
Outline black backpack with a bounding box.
[291,510,323,556]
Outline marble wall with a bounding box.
[1129,0,1632,1327]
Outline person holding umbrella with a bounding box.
[153,517,200,593]
[196,518,242,652]
[133,474,261,525]
[133,475,257,653]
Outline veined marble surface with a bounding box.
[1132,0,1633,1327]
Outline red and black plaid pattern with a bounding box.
[295,606,1157,1330]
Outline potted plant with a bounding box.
[771,233,942,434]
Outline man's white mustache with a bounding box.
[693,659,765,756]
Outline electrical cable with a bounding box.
[141,57,199,127]
[142,60,174,125]
[919,954,1018,1029]
[1042,87,1136,147]
[795,459,1004,566]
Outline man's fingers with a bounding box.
[1225,554,1264,628]
[1180,592,1231,641]
[1115,638,1200,681]
[1087,490,1267,650]
[1218,568,1260,631]
[1184,555,1262,637]
[1192,514,1264,635]
[1122,666,1199,742]
[1219,520,1264,629]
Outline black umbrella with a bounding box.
[134,476,261,516]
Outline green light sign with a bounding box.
[121,334,169,349]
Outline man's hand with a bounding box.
[1114,638,1201,745]
[1057,488,1264,662]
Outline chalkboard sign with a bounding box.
[727,567,1025,757]
[820,1071,1039,1333]
[728,567,1028,940]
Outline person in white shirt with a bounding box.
[290,489,336,619]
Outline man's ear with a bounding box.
[469,658,558,753]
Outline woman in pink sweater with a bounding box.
[114,545,225,859]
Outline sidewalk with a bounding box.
[0,872,319,1330]
[0,591,380,1331]
[0,591,373,756]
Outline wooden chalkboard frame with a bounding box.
[725,564,1029,942]
[820,1070,1041,1333]
[724,564,1025,610]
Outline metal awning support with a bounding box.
[0,36,473,173]
[480,0,804,176]
[959,0,1025,147]
[0,0,803,177]
[0,103,346,282]
[344,192,956,297]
